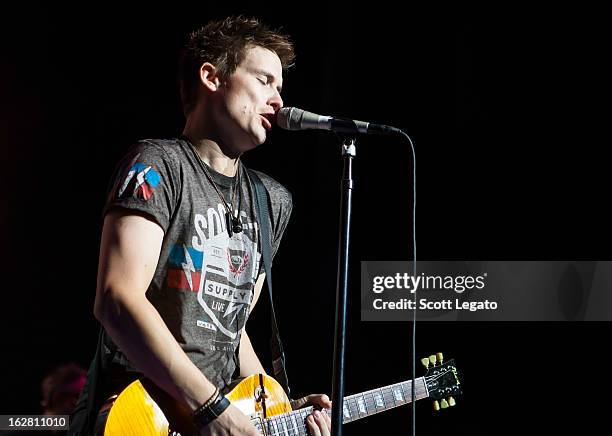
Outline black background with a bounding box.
[1,2,609,434]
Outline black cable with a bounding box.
[397,129,417,436]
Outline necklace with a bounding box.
[183,137,243,237]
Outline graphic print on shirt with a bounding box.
[115,155,161,201]
[167,244,204,292]
[167,203,260,343]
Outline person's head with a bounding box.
[40,363,86,415]
[178,16,295,154]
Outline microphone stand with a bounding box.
[331,136,356,436]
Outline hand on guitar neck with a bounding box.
[199,392,332,436]
[291,394,332,436]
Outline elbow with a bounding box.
[94,287,133,328]
[94,288,113,327]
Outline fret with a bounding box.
[290,413,299,436]
[401,380,420,403]
[287,414,297,436]
[366,390,376,415]
[342,395,357,423]
[351,395,363,418]
[403,379,426,402]
[299,408,310,435]
[345,396,354,420]
[361,388,378,410]
[374,388,385,409]
[382,387,394,408]
[384,386,396,407]
[270,416,279,435]
[280,416,287,435]
[392,385,405,403]
[302,410,310,436]
[343,401,351,420]
[356,394,367,415]
[272,414,293,436]
[287,414,298,436]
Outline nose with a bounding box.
[268,90,283,112]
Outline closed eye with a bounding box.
[254,71,282,93]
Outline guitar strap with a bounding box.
[247,169,291,398]
[69,328,115,436]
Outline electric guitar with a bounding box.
[99,354,461,435]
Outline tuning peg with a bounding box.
[440,399,449,409]
[433,400,440,411]
[436,352,444,364]
[428,354,437,366]
[421,357,430,369]
[448,396,456,407]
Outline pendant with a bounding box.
[225,211,243,237]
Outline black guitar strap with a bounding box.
[69,328,114,436]
[247,169,291,398]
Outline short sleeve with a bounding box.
[270,186,292,259]
[104,141,179,232]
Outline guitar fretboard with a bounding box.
[261,377,428,436]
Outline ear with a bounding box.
[199,63,221,91]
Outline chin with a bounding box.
[235,136,264,154]
[250,129,267,147]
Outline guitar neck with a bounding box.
[342,376,429,423]
[261,377,429,435]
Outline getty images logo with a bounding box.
[371,272,487,294]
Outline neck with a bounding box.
[182,106,243,176]
[182,132,240,177]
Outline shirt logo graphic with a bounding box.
[118,162,161,201]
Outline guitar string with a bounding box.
[263,370,460,433]
[263,365,457,434]
[265,383,430,434]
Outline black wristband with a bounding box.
[192,393,231,428]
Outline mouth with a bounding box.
[260,113,275,131]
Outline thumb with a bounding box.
[290,396,309,409]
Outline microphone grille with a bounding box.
[276,107,303,130]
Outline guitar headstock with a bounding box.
[422,352,462,411]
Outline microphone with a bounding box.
[276,107,402,136]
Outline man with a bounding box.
[71,16,331,436]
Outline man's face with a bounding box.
[214,45,284,154]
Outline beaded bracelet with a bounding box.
[192,391,231,428]
[198,387,220,411]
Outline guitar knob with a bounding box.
[421,358,430,369]
[440,399,449,409]
[436,352,444,364]
[448,396,456,407]
[433,400,440,411]
[428,355,437,366]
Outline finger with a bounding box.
[306,414,321,436]
[323,410,331,429]
[291,396,308,409]
[313,411,330,436]
[309,394,332,409]
[317,394,332,409]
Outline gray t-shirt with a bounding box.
[102,138,292,391]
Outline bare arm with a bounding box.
[93,210,216,411]
[95,210,260,435]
